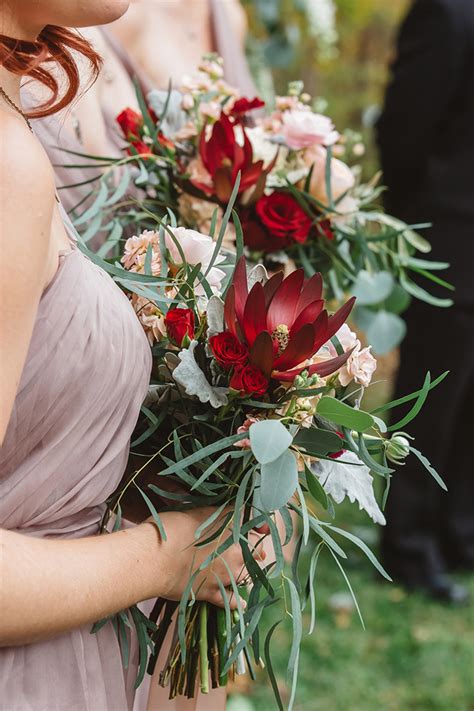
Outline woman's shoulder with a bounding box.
[0,109,56,279]
[0,109,56,196]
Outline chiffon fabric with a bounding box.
[0,214,152,710]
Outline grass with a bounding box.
[227,508,474,711]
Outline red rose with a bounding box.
[210,332,248,369]
[256,192,312,245]
[242,214,285,253]
[117,107,143,139]
[157,131,175,151]
[230,364,269,396]
[165,308,195,346]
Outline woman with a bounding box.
[0,2,257,708]
[110,0,257,95]
[23,24,151,217]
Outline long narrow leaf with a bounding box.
[264,622,284,711]
[286,578,302,711]
[387,371,431,431]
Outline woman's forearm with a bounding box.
[0,523,162,646]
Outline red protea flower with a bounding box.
[193,113,276,202]
[230,96,265,120]
[223,257,355,382]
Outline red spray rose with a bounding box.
[329,431,345,459]
[318,219,335,241]
[117,107,143,139]
[255,192,313,245]
[209,332,248,369]
[230,363,269,396]
[128,140,152,157]
[165,308,195,346]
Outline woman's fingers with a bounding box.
[209,587,247,611]
[252,540,266,561]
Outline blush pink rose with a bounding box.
[282,110,339,150]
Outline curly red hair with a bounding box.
[0,25,102,118]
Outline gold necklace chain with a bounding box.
[0,86,33,132]
[0,85,62,203]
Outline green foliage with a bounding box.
[233,518,474,711]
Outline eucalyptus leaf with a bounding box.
[410,446,447,490]
[260,450,298,511]
[351,270,394,305]
[249,420,293,465]
[366,310,407,354]
[286,578,302,711]
[384,284,411,314]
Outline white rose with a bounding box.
[165,226,226,296]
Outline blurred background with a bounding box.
[225,1,474,709]
[243,0,408,177]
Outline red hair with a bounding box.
[0,25,102,118]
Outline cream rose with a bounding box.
[339,345,377,388]
[303,145,355,207]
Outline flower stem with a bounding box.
[199,603,209,694]
[216,607,228,686]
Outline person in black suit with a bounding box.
[376,0,474,604]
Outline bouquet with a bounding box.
[68,53,453,354]
[82,185,447,708]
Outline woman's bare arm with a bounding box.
[0,115,252,647]
[0,113,56,443]
[1,508,252,646]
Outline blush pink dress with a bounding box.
[0,216,153,710]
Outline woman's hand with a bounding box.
[148,507,265,609]
[0,506,263,646]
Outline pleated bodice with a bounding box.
[0,243,152,710]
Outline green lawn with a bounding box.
[227,514,474,711]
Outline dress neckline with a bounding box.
[42,248,79,300]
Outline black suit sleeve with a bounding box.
[376,0,465,217]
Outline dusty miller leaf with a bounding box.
[312,451,385,525]
[173,340,229,408]
[206,295,225,337]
